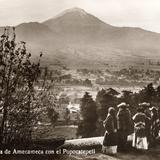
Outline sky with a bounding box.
[0,0,160,33]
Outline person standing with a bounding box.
[132,107,149,150]
[150,106,159,147]
[139,102,151,145]
[102,107,117,155]
[117,102,132,151]
[158,108,160,135]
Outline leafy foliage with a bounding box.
[0,28,57,145]
[77,92,97,138]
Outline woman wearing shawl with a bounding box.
[117,102,132,151]
[102,107,117,155]
[150,107,159,147]
[132,107,149,150]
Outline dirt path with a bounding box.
[62,137,160,160]
[61,147,160,160]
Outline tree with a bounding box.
[96,89,117,135]
[37,90,59,127]
[138,83,156,103]
[0,28,57,145]
[77,92,97,138]
[64,108,70,125]
[83,79,92,87]
[80,92,92,113]
[120,90,133,106]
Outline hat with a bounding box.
[149,106,157,111]
[139,102,150,108]
[108,107,115,114]
[117,102,129,108]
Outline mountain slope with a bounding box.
[43,7,113,33]
[43,7,116,43]
[43,7,160,56]
[16,22,53,41]
[1,7,160,68]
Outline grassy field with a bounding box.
[32,125,78,140]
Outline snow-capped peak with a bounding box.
[54,7,87,19]
[67,7,87,14]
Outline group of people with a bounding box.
[102,102,160,155]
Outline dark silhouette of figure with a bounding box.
[102,107,117,154]
[117,102,132,151]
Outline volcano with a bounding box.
[1,7,160,69]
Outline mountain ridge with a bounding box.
[0,7,160,69]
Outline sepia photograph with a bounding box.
[0,0,160,159]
